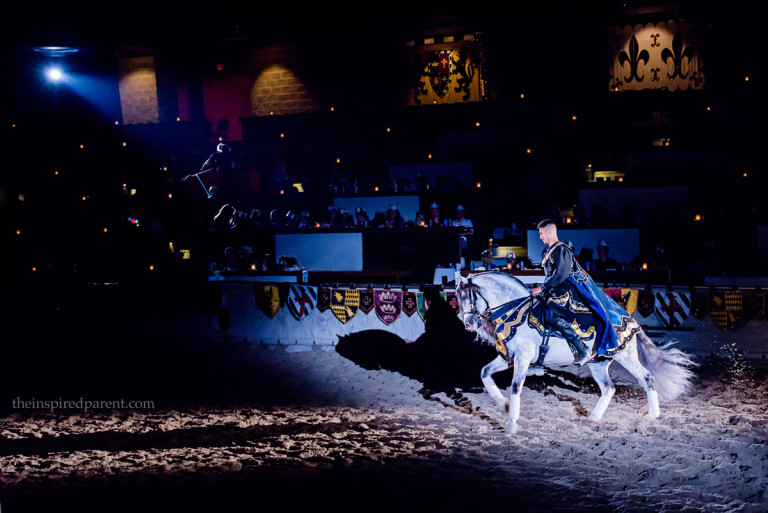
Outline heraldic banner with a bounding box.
[331,288,359,324]
[607,17,706,92]
[709,290,744,332]
[286,284,317,321]
[654,291,691,328]
[374,289,402,326]
[253,284,282,319]
[409,38,484,106]
[603,288,639,315]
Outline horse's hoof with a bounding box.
[587,414,602,422]
[505,421,518,435]
[644,411,660,419]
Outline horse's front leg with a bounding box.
[506,353,534,434]
[481,355,511,411]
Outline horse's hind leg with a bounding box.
[481,355,511,411]
[615,340,660,418]
[586,360,615,421]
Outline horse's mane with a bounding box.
[461,271,529,299]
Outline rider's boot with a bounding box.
[553,317,592,366]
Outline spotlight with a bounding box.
[45,66,65,83]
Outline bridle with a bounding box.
[461,278,493,322]
[461,277,533,324]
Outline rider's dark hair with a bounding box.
[537,218,556,229]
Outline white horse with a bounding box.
[455,271,696,434]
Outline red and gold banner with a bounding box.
[409,38,484,106]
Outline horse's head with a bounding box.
[456,280,498,346]
[455,279,489,332]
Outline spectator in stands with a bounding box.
[284,210,299,230]
[648,245,670,271]
[355,207,370,228]
[223,246,240,271]
[278,255,301,271]
[452,204,474,257]
[592,240,620,271]
[537,248,548,269]
[320,206,342,229]
[268,209,284,229]
[427,202,444,227]
[405,211,425,228]
[696,240,725,276]
[297,211,312,230]
[476,249,496,270]
[339,208,356,229]
[211,203,237,232]
[239,245,256,270]
[506,252,518,270]
[380,204,406,228]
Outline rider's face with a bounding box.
[539,226,557,246]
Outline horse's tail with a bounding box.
[635,330,697,402]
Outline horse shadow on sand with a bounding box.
[336,288,593,400]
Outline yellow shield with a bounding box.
[331,289,359,324]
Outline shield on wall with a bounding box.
[444,291,459,313]
[402,291,418,317]
[709,290,744,332]
[604,288,639,315]
[654,291,691,328]
[331,288,359,324]
[636,289,655,318]
[691,291,709,320]
[359,289,375,315]
[286,284,317,321]
[426,50,454,98]
[374,289,403,326]
[416,292,427,321]
[253,284,281,319]
[743,292,766,321]
[317,287,331,313]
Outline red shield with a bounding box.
[427,50,453,98]
[402,292,418,317]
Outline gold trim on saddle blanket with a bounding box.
[547,290,592,314]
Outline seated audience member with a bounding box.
[339,208,355,229]
[355,207,370,228]
[648,245,670,271]
[380,204,406,228]
[297,211,312,230]
[427,202,444,227]
[278,255,301,271]
[537,248,548,269]
[506,252,518,270]
[452,204,474,257]
[476,249,496,270]
[320,206,342,229]
[223,246,239,271]
[591,240,620,271]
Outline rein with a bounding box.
[464,278,510,321]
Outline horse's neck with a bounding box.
[480,276,527,309]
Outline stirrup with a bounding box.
[572,347,594,366]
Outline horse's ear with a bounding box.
[457,274,468,285]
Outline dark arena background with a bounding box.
[1,2,766,512]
